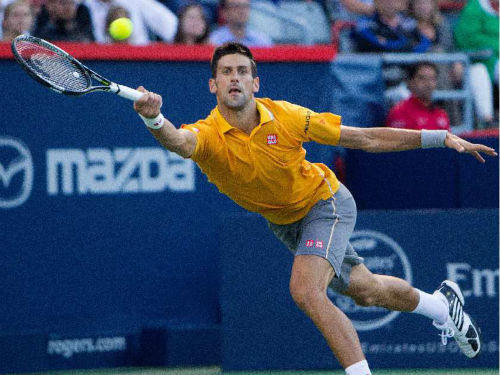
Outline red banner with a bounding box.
[0,42,336,62]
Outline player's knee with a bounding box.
[351,280,384,307]
[289,280,323,312]
[352,292,378,307]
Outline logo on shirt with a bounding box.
[266,134,278,145]
[437,117,448,128]
[305,239,314,247]
[304,111,311,133]
[315,240,323,248]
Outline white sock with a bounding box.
[345,359,371,375]
[412,289,448,324]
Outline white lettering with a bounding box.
[472,268,499,297]
[47,149,87,195]
[47,147,195,195]
[166,152,195,192]
[447,263,498,297]
[47,336,127,358]
[138,148,168,192]
[87,148,114,193]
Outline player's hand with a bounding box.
[133,86,163,119]
[445,133,498,163]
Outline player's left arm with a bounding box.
[338,126,498,163]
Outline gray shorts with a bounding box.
[268,183,363,293]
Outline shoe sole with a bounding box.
[442,281,482,359]
[469,316,483,359]
[442,280,465,306]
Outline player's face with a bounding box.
[209,53,259,111]
[410,66,437,103]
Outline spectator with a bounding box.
[209,0,273,46]
[409,0,463,123]
[174,2,209,44]
[29,0,45,17]
[409,0,453,52]
[104,5,130,43]
[327,0,374,22]
[0,0,16,39]
[454,0,499,126]
[33,0,94,42]
[84,0,178,45]
[351,0,431,52]
[1,0,34,41]
[340,0,374,17]
[386,62,450,130]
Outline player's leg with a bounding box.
[345,263,445,316]
[344,264,482,358]
[269,183,372,374]
[289,254,367,371]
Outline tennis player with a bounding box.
[133,43,497,375]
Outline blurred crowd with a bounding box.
[0,0,498,127]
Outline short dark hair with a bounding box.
[407,62,439,80]
[210,42,257,78]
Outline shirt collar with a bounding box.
[409,94,435,109]
[214,99,274,134]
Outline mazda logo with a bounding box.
[0,137,34,208]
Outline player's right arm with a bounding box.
[133,87,197,158]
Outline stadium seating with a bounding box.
[249,0,331,44]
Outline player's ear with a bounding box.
[209,78,217,94]
[252,76,259,93]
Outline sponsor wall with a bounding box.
[0,56,335,371]
[0,52,498,371]
[221,211,499,371]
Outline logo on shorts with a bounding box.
[328,230,413,331]
[266,134,278,145]
[305,239,323,248]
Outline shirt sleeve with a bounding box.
[180,122,215,162]
[279,101,342,146]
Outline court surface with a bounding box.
[35,367,499,375]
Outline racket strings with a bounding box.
[15,41,89,92]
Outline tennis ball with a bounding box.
[109,17,133,41]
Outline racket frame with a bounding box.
[11,35,143,101]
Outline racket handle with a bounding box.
[110,83,145,101]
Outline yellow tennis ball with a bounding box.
[109,17,133,41]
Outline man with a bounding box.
[351,0,430,52]
[386,62,451,130]
[1,0,34,42]
[33,0,94,42]
[84,0,178,45]
[454,0,498,126]
[209,0,273,46]
[133,43,496,375]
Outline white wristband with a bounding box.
[421,130,447,148]
[140,113,164,129]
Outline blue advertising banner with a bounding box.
[1,56,497,372]
[0,58,332,372]
[221,209,499,371]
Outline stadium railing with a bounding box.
[382,52,473,134]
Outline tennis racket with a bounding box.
[11,35,144,101]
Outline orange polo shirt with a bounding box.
[181,98,342,224]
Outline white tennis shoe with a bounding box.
[432,280,482,358]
